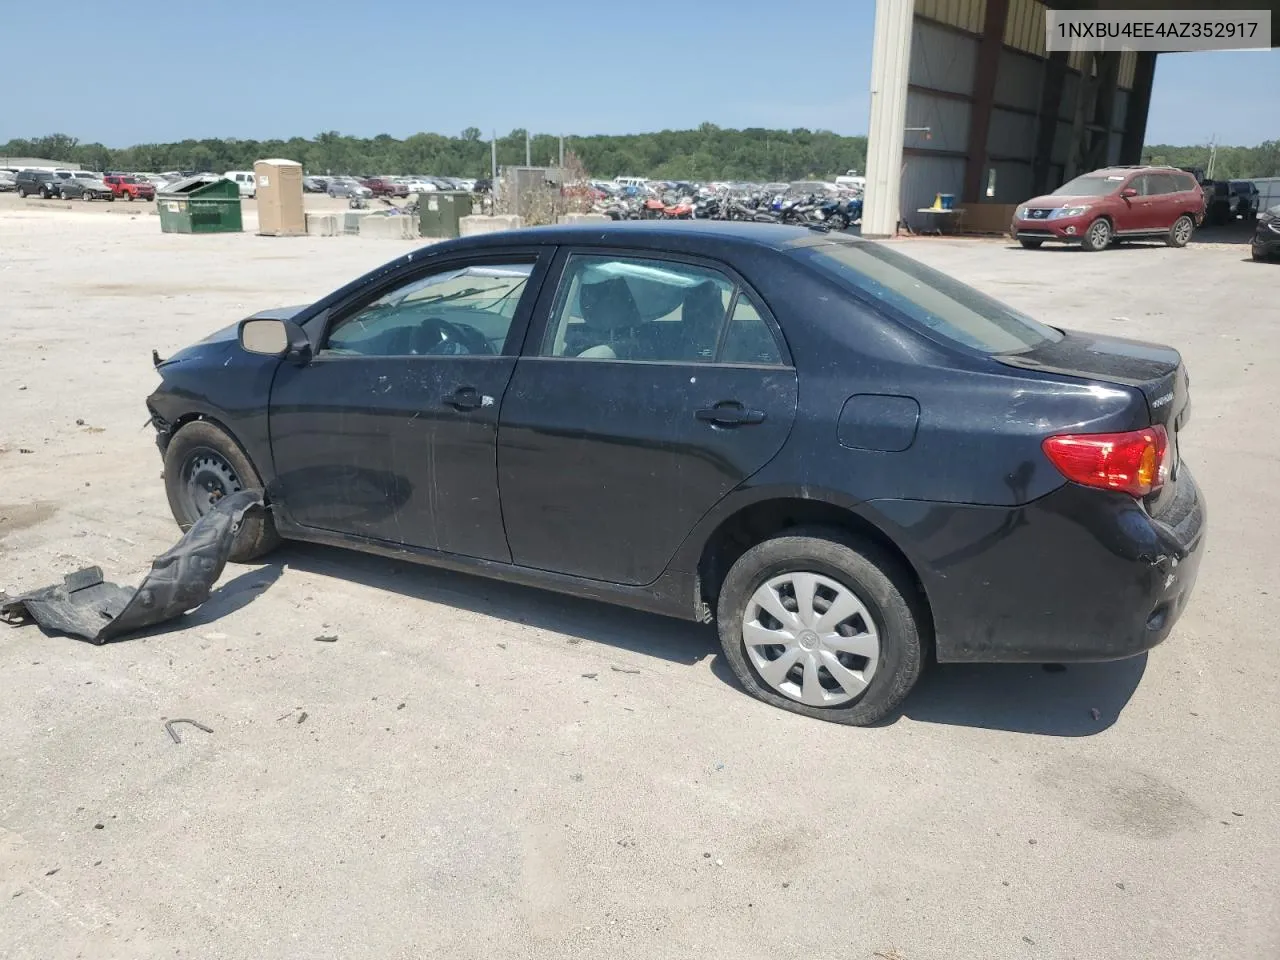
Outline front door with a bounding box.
[498,250,799,585]
[268,252,551,560]
[1121,173,1170,233]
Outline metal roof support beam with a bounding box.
[963,0,1010,203]
[1031,50,1068,195]
[863,0,915,238]
[1120,51,1157,164]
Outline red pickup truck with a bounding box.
[362,177,409,198]
[103,175,156,201]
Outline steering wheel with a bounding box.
[407,316,494,356]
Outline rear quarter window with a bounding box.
[791,239,1062,355]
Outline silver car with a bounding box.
[326,177,372,199]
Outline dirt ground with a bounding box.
[1,202,1277,960]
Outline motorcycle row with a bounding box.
[597,189,865,231]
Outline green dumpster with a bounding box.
[157,176,243,234]
[419,190,473,239]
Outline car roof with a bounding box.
[448,219,827,253]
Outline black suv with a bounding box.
[14,169,59,199]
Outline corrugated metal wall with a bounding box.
[915,0,986,34]
[987,109,1036,160]
[905,91,972,153]
[910,18,978,93]
[994,49,1041,112]
[904,14,977,226]
[901,0,1143,209]
[1004,0,1045,54]
[900,154,967,222]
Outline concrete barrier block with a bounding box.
[557,213,611,225]
[305,213,340,237]
[343,211,374,235]
[358,214,419,240]
[459,215,524,237]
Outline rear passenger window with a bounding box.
[542,254,784,365]
[720,297,784,365]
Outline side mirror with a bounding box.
[238,318,311,364]
[1120,187,1138,199]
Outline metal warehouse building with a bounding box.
[862,0,1280,236]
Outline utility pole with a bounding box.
[559,135,564,168]
[490,131,497,184]
[525,131,531,167]
[1206,136,1218,180]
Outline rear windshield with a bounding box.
[792,240,1063,355]
[1052,174,1125,196]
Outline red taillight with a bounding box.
[1042,425,1169,498]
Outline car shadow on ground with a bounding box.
[131,563,287,640]
[885,655,1148,736]
[266,544,1146,736]
[1005,241,1166,253]
[276,543,720,666]
[1188,222,1256,245]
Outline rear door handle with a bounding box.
[443,387,482,410]
[696,402,766,426]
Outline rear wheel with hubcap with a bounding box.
[1081,217,1112,252]
[716,530,927,725]
[163,420,280,562]
[1166,214,1194,248]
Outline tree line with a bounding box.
[0,127,866,182]
[4,129,1277,182]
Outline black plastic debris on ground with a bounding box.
[0,490,264,644]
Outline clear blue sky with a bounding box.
[1,0,1273,147]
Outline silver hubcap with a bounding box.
[742,572,880,707]
[1174,218,1191,243]
[1090,221,1108,245]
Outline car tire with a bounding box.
[715,529,927,726]
[126,192,134,201]
[1018,238,1043,249]
[163,420,281,563]
[17,186,27,198]
[1081,217,1112,252]
[1166,214,1194,248]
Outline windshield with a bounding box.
[793,239,1062,355]
[1051,174,1124,197]
[54,172,74,179]
[121,176,138,183]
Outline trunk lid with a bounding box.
[995,329,1191,515]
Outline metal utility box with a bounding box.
[157,177,243,233]
[419,190,473,239]
[254,158,306,236]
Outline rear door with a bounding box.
[1142,172,1180,232]
[497,249,799,585]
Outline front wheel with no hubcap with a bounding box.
[716,531,927,725]
[163,420,280,562]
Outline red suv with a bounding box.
[362,177,409,198]
[103,175,156,201]
[1012,166,1204,251]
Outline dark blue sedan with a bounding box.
[146,222,1205,724]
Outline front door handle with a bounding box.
[696,402,766,426]
[443,387,482,411]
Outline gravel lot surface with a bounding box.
[1,200,1276,959]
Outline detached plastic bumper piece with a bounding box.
[0,490,263,644]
